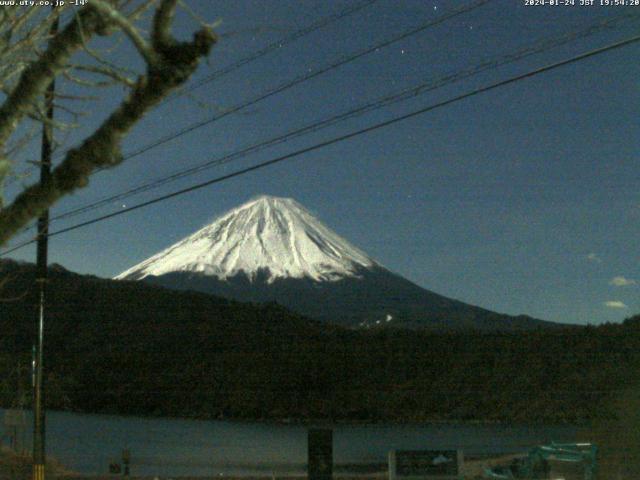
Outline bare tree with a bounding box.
[0,0,217,246]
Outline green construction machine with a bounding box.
[483,442,597,480]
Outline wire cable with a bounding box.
[3,0,381,186]
[2,0,494,237]
[2,32,638,257]
[169,0,382,100]
[91,0,493,167]
[47,12,639,224]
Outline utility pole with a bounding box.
[33,8,58,480]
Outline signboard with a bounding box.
[389,449,463,480]
[308,428,333,480]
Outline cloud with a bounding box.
[604,300,628,309]
[587,253,602,264]
[609,276,636,287]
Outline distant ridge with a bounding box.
[118,195,559,331]
[0,257,631,425]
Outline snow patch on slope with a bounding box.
[116,196,377,283]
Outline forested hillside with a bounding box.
[1,259,638,424]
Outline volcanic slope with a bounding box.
[117,195,554,331]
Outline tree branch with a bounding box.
[152,0,178,49]
[0,7,109,149]
[90,0,159,65]
[68,63,136,88]
[0,20,216,245]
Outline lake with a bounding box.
[1,409,577,476]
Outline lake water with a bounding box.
[1,409,577,476]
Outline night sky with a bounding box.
[3,0,639,325]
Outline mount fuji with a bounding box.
[116,195,554,331]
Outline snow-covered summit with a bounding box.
[115,195,378,283]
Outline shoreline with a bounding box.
[1,406,587,429]
[2,448,521,480]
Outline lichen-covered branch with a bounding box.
[0,1,216,246]
[0,7,109,149]
[152,0,178,49]
[90,0,158,65]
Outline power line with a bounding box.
[170,0,382,100]
[91,0,493,167]
[4,0,381,186]
[2,32,637,257]
[3,0,493,234]
[47,12,639,224]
